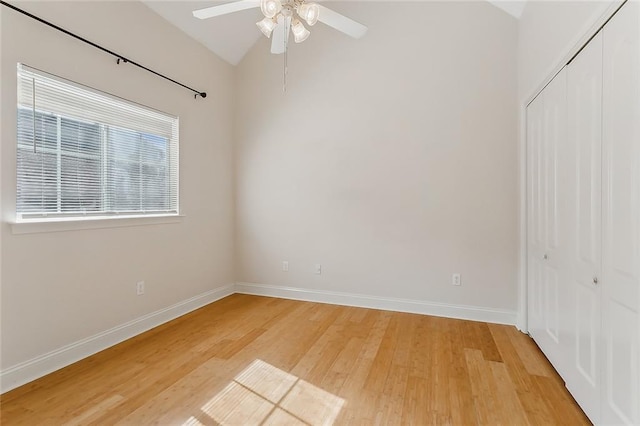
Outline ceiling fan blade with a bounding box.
[317,5,367,39]
[193,0,260,20]
[271,16,291,54]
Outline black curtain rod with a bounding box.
[0,0,207,99]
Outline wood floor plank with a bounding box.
[1,295,589,425]
[464,348,501,425]
[505,325,558,378]
[214,328,268,359]
[488,361,529,426]
[62,394,125,426]
[533,375,591,425]
[487,323,581,425]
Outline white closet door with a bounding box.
[542,70,564,355]
[602,1,640,424]
[528,68,571,378]
[528,92,545,343]
[566,31,603,425]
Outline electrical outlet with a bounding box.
[136,281,145,295]
[315,264,322,275]
[452,273,461,286]
[282,261,289,272]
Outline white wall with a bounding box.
[518,0,616,101]
[0,1,235,373]
[235,2,518,314]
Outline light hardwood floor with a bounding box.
[1,294,589,425]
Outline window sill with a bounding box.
[11,214,185,235]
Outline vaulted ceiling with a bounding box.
[143,1,527,66]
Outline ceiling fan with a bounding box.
[193,0,368,54]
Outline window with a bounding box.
[16,64,179,221]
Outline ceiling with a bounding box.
[143,1,527,66]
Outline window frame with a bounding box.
[15,64,180,225]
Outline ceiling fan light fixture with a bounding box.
[256,17,277,38]
[297,3,320,26]
[260,0,282,19]
[291,19,310,43]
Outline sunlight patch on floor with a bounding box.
[183,359,345,426]
[235,359,299,404]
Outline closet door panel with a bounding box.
[530,68,571,378]
[567,31,603,424]
[528,93,545,337]
[544,267,560,342]
[530,95,545,251]
[543,76,562,259]
[543,68,568,373]
[602,1,640,424]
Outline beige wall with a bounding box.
[235,2,518,311]
[518,0,615,101]
[0,1,235,369]
[1,0,523,384]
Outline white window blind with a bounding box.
[16,64,179,220]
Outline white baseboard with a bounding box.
[0,284,235,394]
[235,282,517,326]
[2,282,517,394]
